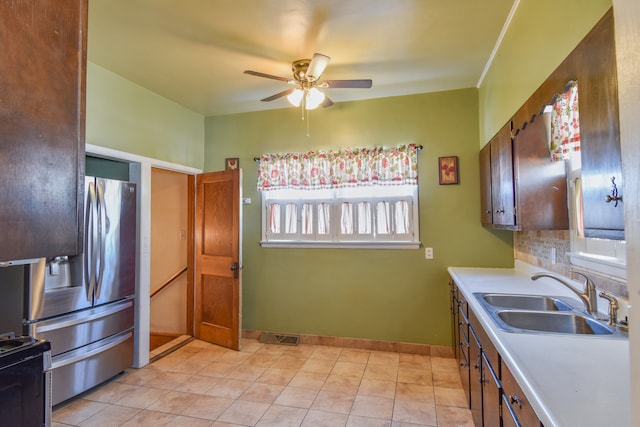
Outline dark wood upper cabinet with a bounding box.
[513,113,569,231]
[482,8,621,237]
[575,10,624,240]
[481,118,568,231]
[480,143,493,226]
[489,123,516,228]
[0,0,87,261]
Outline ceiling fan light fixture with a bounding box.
[305,87,325,110]
[287,89,304,107]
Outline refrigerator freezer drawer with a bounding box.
[50,329,133,406]
[28,299,134,357]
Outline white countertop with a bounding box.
[448,262,630,427]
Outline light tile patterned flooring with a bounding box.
[52,339,473,427]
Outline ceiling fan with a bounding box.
[244,53,372,110]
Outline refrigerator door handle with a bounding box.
[95,181,107,300]
[51,331,132,370]
[84,181,97,301]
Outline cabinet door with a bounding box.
[480,143,493,226]
[457,298,471,407]
[490,123,515,227]
[450,280,460,361]
[513,113,569,230]
[575,11,624,239]
[470,310,501,427]
[0,0,87,261]
[469,327,483,426]
[502,362,542,427]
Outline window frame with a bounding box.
[261,186,421,249]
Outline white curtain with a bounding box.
[395,201,410,234]
[357,202,372,234]
[317,203,331,235]
[376,202,391,235]
[301,204,313,234]
[285,203,297,234]
[269,204,280,234]
[341,202,354,234]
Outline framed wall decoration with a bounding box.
[438,156,459,185]
[225,157,239,171]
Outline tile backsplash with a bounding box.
[514,230,628,299]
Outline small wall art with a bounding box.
[225,157,239,171]
[438,156,459,185]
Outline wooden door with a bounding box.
[195,170,242,350]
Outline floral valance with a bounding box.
[257,144,419,191]
[550,81,581,162]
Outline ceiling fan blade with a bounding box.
[324,79,372,88]
[244,70,291,83]
[306,53,331,81]
[261,89,295,102]
[321,96,334,108]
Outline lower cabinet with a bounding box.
[501,364,542,426]
[450,279,543,427]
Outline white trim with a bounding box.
[260,241,422,250]
[477,0,521,88]
[568,252,627,280]
[86,144,202,368]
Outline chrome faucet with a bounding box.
[599,291,619,326]
[531,271,598,316]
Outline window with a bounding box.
[257,144,421,249]
[262,186,419,248]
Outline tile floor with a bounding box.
[52,339,473,427]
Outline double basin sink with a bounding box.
[474,293,627,337]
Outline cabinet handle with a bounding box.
[510,394,523,408]
[485,210,492,214]
[604,176,622,207]
[495,209,505,214]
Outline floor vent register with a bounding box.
[259,332,300,346]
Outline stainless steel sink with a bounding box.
[473,292,627,338]
[480,293,575,311]
[495,310,614,335]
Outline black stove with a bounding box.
[0,333,51,427]
[0,334,51,360]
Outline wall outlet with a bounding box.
[242,197,252,205]
[425,247,434,260]
[179,230,186,240]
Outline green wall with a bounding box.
[205,89,513,345]
[86,62,205,169]
[478,0,612,145]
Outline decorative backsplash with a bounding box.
[514,230,628,298]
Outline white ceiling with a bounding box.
[88,0,516,117]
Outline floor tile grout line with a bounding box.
[53,339,471,427]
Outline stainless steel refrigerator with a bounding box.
[23,176,137,406]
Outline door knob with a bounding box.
[230,262,240,279]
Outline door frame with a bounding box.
[86,144,202,368]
